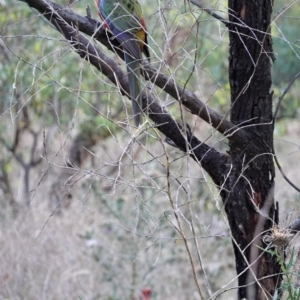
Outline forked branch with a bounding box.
[22,0,254,148]
[22,0,231,184]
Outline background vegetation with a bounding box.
[1,0,300,299]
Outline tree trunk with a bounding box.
[225,1,281,299]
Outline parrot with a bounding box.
[97,0,150,126]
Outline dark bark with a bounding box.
[225,1,281,299]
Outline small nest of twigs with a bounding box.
[263,226,294,247]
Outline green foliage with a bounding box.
[263,247,300,300]
[271,2,300,121]
[272,4,300,86]
[1,0,122,133]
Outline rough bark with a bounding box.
[225,1,281,299]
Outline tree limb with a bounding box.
[22,0,253,149]
[188,0,229,26]
[21,0,229,185]
[273,71,300,120]
[272,71,300,193]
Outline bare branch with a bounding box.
[273,71,300,120]
[21,0,229,185]
[21,0,254,149]
[188,0,229,26]
[272,72,300,193]
[143,62,234,136]
[273,153,300,193]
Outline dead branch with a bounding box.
[21,0,254,150]
[21,0,230,185]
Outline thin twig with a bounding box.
[160,136,205,300]
[273,71,300,120]
[20,0,255,150]
[272,71,300,193]
[189,0,229,26]
[273,154,300,193]
[21,0,230,185]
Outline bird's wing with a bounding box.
[106,20,141,60]
[100,1,143,59]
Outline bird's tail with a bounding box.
[125,53,142,126]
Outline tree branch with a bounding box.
[188,0,229,26]
[21,0,229,185]
[22,0,253,148]
[273,71,300,120]
[272,71,300,193]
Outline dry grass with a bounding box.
[1,120,300,299]
[0,124,237,300]
[0,198,234,300]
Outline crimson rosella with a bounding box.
[97,0,150,126]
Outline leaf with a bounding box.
[287,248,295,270]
